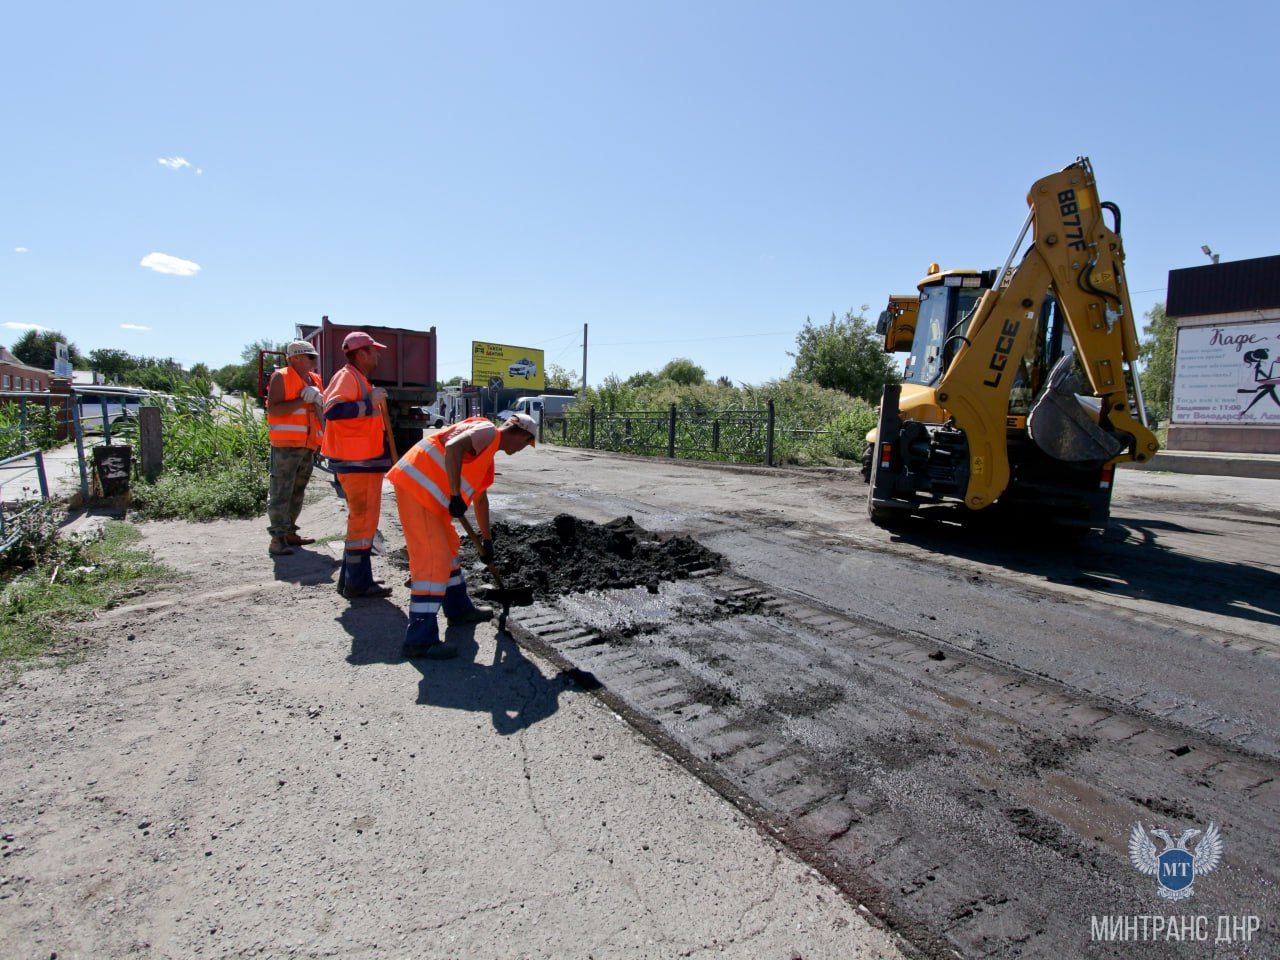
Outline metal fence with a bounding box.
[541,402,852,468]
[0,387,158,552]
[543,401,783,466]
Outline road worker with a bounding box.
[266,340,325,556]
[386,412,537,659]
[322,331,394,599]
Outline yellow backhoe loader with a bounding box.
[866,158,1159,532]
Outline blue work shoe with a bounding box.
[341,552,392,599]
[401,610,456,660]
[443,570,494,626]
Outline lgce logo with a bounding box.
[1129,822,1224,901]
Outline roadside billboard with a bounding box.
[1172,319,1280,424]
[471,341,545,391]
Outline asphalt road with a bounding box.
[491,447,1280,959]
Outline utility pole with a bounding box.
[581,322,588,400]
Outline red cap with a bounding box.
[342,331,387,352]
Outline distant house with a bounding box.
[0,348,51,392]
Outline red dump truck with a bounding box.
[260,316,438,455]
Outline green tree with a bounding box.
[11,329,82,370]
[545,364,577,389]
[788,309,898,404]
[1138,302,1173,423]
[87,348,138,383]
[214,363,258,395]
[715,375,733,388]
[658,358,706,386]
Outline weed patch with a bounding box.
[133,465,268,520]
[129,389,271,521]
[0,519,169,667]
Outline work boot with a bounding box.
[400,607,457,660]
[443,568,493,626]
[285,534,315,546]
[340,550,392,599]
[269,537,293,556]
[343,583,394,599]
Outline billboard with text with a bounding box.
[471,341,545,391]
[1173,320,1280,424]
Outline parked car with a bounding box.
[508,358,537,380]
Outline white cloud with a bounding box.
[157,156,191,170]
[13,247,28,254]
[120,323,151,331]
[1,322,51,332]
[139,252,201,277]
[196,168,203,175]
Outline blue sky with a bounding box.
[4,1,1277,385]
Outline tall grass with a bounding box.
[130,387,272,520]
[0,402,63,460]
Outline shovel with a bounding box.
[456,514,533,628]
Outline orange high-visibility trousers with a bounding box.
[396,495,460,614]
[338,472,383,552]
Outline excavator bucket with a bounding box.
[1027,348,1125,463]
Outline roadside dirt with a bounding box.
[0,488,907,960]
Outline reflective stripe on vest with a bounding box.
[387,417,498,516]
[320,364,384,462]
[267,367,322,449]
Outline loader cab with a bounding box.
[891,266,1071,401]
[898,267,990,386]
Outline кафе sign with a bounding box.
[1172,320,1280,425]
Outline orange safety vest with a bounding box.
[266,367,324,449]
[321,364,385,462]
[387,417,501,516]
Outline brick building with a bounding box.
[0,347,51,393]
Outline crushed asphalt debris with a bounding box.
[460,514,723,599]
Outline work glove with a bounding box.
[300,385,322,404]
[479,538,495,564]
[448,494,467,518]
[370,387,388,409]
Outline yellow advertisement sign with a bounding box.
[471,341,546,391]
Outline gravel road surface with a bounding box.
[484,448,1280,959]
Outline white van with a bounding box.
[500,394,576,427]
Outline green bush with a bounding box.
[133,464,269,520]
[829,403,878,460]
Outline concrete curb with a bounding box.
[1121,450,1280,479]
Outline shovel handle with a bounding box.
[456,513,506,590]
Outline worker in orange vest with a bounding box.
[387,412,537,659]
[322,331,394,599]
[266,340,325,556]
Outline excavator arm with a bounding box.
[935,158,1159,510]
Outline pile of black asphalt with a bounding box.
[461,514,723,599]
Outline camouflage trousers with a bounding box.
[267,446,317,537]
